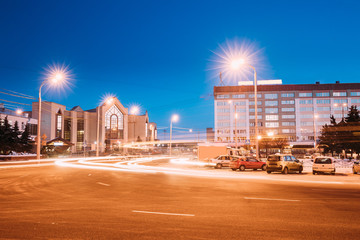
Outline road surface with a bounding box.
[0,156,359,239]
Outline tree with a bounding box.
[319,106,360,157]
[19,124,32,153]
[0,116,13,154]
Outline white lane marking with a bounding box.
[132,210,195,217]
[244,197,300,202]
[96,182,110,187]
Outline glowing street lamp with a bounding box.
[37,65,70,160]
[230,58,259,159]
[169,114,179,156]
[96,96,115,157]
[16,109,23,115]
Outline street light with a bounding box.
[96,96,115,157]
[230,58,259,159]
[169,114,179,156]
[16,109,23,115]
[313,114,318,149]
[37,66,69,160]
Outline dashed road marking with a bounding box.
[96,182,110,186]
[132,210,195,217]
[244,197,300,202]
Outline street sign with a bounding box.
[245,139,251,145]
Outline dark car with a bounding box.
[229,156,267,171]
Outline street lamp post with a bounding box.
[169,114,179,156]
[313,114,318,149]
[230,59,259,159]
[36,72,66,160]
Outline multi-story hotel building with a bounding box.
[214,81,360,146]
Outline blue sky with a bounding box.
[1,0,360,136]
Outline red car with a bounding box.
[229,156,267,171]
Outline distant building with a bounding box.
[31,97,156,153]
[0,103,38,139]
[206,128,214,142]
[214,81,360,147]
[128,111,157,142]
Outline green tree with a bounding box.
[19,124,32,153]
[0,116,13,154]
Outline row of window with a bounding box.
[217,98,360,107]
[217,92,360,99]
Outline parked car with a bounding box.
[353,161,360,174]
[211,155,233,169]
[266,154,303,174]
[312,157,336,175]
[230,156,266,171]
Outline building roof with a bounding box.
[214,82,360,94]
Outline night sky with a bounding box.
[1,0,360,137]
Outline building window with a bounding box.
[249,101,262,105]
[317,107,331,111]
[333,92,347,97]
[64,118,71,141]
[299,92,312,97]
[299,100,313,104]
[282,122,295,126]
[265,115,279,121]
[265,94,278,99]
[333,99,347,104]
[105,105,124,139]
[217,108,230,113]
[217,115,230,120]
[282,115,295,119]
[77,119,84,142]
[249,108,262,113]
[56,114,62,138]
[316,99,330,104]
[265,108,278,113]
[316,92,330,97]
[300,114,313,119]
[265,101,278,106]
[318,114,330,118]
[300,121,313,126]
[281,93,294,98]
[216,101,229,106]
[249,115,263,119]
[281,100,294,105]
[249,94,262,98]
[265,122,279,128]
[350,92,360,96]
[232,94,245,98]
[351,98,360,104]
[234,101,246,106]
[282,108,295,112]
[217,94,230,99]
[300,107,313,111]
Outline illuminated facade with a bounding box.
[32,97,156,153]
[214,82,360,146]
[0,103,38,139]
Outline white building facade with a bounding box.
[214,82,360,147]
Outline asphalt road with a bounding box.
[0,158,360,239]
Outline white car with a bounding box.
[312,157,336,175]
[353,161,360,174]
[211,155,238,169]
